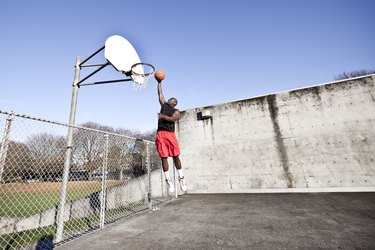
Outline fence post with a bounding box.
[100,133,109,228]
[56,56,81,243]
[0,112,14,183]
[146,142,152,210]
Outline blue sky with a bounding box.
[1,0,374,132]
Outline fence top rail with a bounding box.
[0,109,155,144]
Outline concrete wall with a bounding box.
[176,75,375,193]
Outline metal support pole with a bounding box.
[160,164,164,196]
[100,133,109,228]
[173,163,178,198]
[0,112,14,183]
[146,142,152,210]
[55,56,81,243]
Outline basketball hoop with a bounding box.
[129,62,155,90]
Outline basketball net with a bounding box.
[130,63,155,91]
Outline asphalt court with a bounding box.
[57,193,375,250]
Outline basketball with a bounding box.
[154,70,165,81]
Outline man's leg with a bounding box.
[161,157,174,193]
[173,156,187,191]
[161,157,169,172]
[173,156,182,170]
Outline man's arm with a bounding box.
[158,82,165,105]
[158,109,181,122]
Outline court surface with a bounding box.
[57,193,375,250]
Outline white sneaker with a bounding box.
[166,178,174,193]
[179,176,187,192]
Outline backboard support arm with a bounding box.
[79,78,132,87]
[77,62,111,86]
[79,46,105,67]
[77,43,134,86]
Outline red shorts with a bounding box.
[156,131,180,158]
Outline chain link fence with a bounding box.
[0,110,172,249]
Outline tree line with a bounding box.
[334,69,375,80]
[0,122,158,183]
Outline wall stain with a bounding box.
[231,96,268,112]
[289,86,322,102]
[324,76,374,92]
[266,95,293,188]
[370,92,375,103]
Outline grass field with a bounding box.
[0,178,166,249]
[0,201,152,250]
[0,180,127,217]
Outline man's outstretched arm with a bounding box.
[158,82,166,105]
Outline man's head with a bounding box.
[167,97,178,107]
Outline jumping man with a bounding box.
[155,79,187,193]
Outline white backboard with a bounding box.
[104,35,141,73]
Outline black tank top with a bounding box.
[158,102,176,132]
